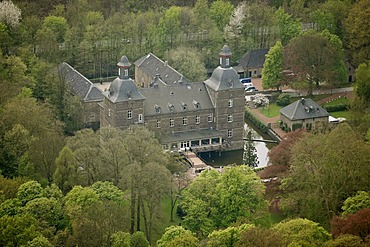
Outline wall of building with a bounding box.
[135,67,152,87]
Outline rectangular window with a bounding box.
[226,58,230,66]
[208,113,213,122]
[108,109,111,117]
[196,115,200,125]
[227,129,233,138]
[156,120,161,128]
[170,118,174,127]
[138,114,143,123]
[228,99,233,108]
[227,114,233,122]
[127,110,132,119]
[124,69,128,77]
[183,117,187,126]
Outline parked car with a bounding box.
[240,78,253,88]
[245,86,258,92]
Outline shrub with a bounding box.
[323,104,349,112]
[276,93,291,106]
[245,109,268,133]
[292,123,303,131]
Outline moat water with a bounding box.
[199,121,277,168]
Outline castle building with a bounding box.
[99,45,245,152]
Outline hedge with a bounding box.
[245,109,269,133]
[323,104,349,112]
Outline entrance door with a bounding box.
[180,141,190,149]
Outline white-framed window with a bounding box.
[183,117,187,126]
[196,115,200,125]
[226,57,229,66]
[156,120,161,128]
[170,118,174,127]
[124,69,128,77]
[127,110,132,119]
[138,114,143,123]
[219,57,222,65]
[227,129,233,138]
[208,113,213,122]
[228,99,233,108]
[227,114,233,123]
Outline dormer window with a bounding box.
[168,103,175,112]
[193,100,200,109]
[155,105,161,114]
[181,102,187,111]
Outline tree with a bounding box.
[331,209,370,241]
[157,226,199,247]
[16,180,44,205]
[53,147,78,194]
[275,7,301,46]
[130,231,150,247]
[280,123,370,226]
[209,0,234,32]
[272,218,331,246]
[268,129,306,167]
[344,0,370,66]
[165,46,207,82]
[27,236,53,247]
[284,30,346,95]
[354,61,370,104]
[262,41,283,90]
[0,214,41,247]
[206,225,253,247]
[111,231,130,247]
[159,6,182,50]
[243,131,259,167]
[0,0,21,29]
[342,191,370,216]
[180,165,269,237]
[325,234,364,247]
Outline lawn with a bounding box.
[330,111,351,119]
[290,94,331,103]
[323,97,349,107]
[259,103,281,118]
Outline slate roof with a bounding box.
[106,77,145,103]
[58,62,104,102]
[134,53,189,85]
[280,98,329,121]
[238,48,269,69]
[205,66,244,91]
[139,81,214,116]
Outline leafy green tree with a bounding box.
[236,226,287,247]
[355,61,370,104]
[273,218,331,246]
[262,41,283,90]
[207,225,252,247]
[63,185,99,218]
[342,191,370,216]
[159,6,181,50]
[209,0,234,32]
[345,0,370,65]
[130,231,150,247]
[181,165,269,237]
[91,181,125,206]
[53,147,78,194]
[0,214,41,247]
[16,180,44,205]
[27,235,53,247]
[42,15,68,43]
[275,7,301,46]
[165,46,207,82]
[0,198,22,217]
[243,131,259,167]
[284,30,346,95]
[157,226,199,247]
[111,231,131,247]
[280,123,370,226]
[325,234,364,247]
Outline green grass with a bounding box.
[259,103,281,118]
[323,97,349,107]
[330,111,351,119]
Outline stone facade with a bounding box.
[100,45,245,152]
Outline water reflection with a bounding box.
[199,123,277,168]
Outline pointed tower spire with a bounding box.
[219,45,231,68]
[117,55,131,79]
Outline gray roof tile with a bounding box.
[106,77,146,103]
[58,62,104,102]
[205,66,244,91]
[280,98,329,120]
[140,82,214,116]
[238,48,269,68]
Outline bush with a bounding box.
[292,123,303,131]
[245,109,268,133]
[276,93,291,106]
[323,104,349,112]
